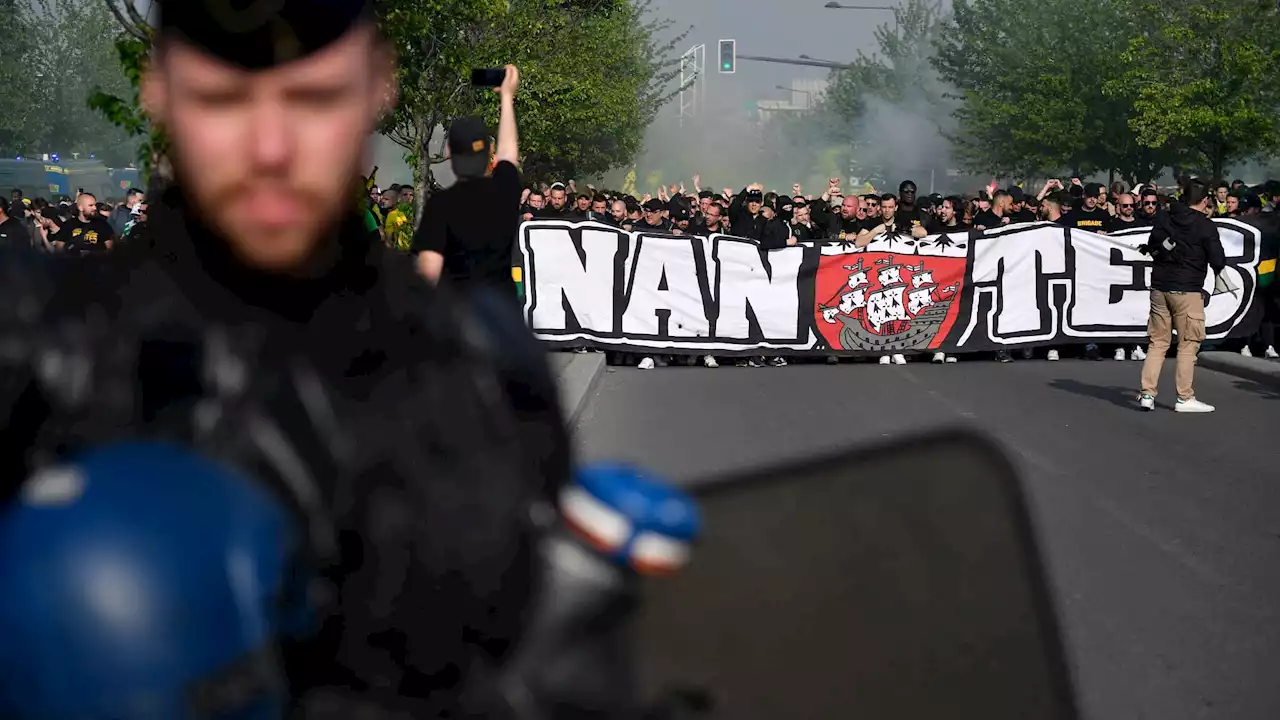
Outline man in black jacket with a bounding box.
[728,185,767,240]
[1137,181,1225,413]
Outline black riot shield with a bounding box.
[636,428,1078,720]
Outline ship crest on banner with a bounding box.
[815,253,965,353]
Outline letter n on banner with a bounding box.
[622,235,710,337]
[523,224,620,335]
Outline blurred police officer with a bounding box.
[0,0,571,716]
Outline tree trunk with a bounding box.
[412,114,431,230]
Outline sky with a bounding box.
[645,0,891,109]
[626,0,957,192]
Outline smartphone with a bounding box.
[471,68,506,87]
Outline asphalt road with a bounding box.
[574,357,1280,720]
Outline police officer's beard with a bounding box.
[169,152,354,275]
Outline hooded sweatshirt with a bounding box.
[1146,202,1226,292]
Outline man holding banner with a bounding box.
[1138,181,1225,413]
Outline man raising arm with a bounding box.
[414,65,521,292]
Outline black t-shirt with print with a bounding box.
[972,210,1010,230]
[412,160,522,291]
[1061,207,1111,233]
[926,218,971,234]
[1104,215,1152,232]
[55,216,115,255]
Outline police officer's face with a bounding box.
[550,190,567,209]
[143,26,395,271]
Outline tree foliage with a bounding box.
[1105,0,1280,179]
[379,0,685,215]
[934,0,1280,183]
[0,0,140,166]
[814,0,953,184]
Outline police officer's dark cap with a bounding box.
[158,0,375,70]
[447,116,492,179]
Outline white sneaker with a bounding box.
[932,352,946,364]
[945,356,958,364]
[703,355,719,368]
[1131,347,1147,361]
[879,355,891,365]
[1046,349,1060,361]
[768,357,788,367]
[1266,346,1279,359]
[638,357,656,370]
[1113,348,1126,361]
[892,354,907,365]
[1241,346,1254,357]
[748,357,766,368]
[1139,394,1155,411]
[1175,398,1215,413]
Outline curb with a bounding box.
[1199,351,1280,389]
[550,353,607,424]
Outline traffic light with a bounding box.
[718,39,736,74]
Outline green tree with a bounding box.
[932,0,1173,184]
[472,0,684,184]
[1106,0,1280,180]
[813,0,954,183]
[90,0,164,178]
[380,0,684,221]
[0,0,139,165]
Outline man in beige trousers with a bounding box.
[1137,181,1226,413]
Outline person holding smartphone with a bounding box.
[412,66,523,297]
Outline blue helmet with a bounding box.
[0,443,316,719]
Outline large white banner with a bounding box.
[516,220,1263,355]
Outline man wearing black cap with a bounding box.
[728,183,767,241]
[1007,187,1037,223]
[633,198,674,232]
[413,70,522,292]
[0,2,579,716]
[1060,182,1111,233]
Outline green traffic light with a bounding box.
[723,62,731,69]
